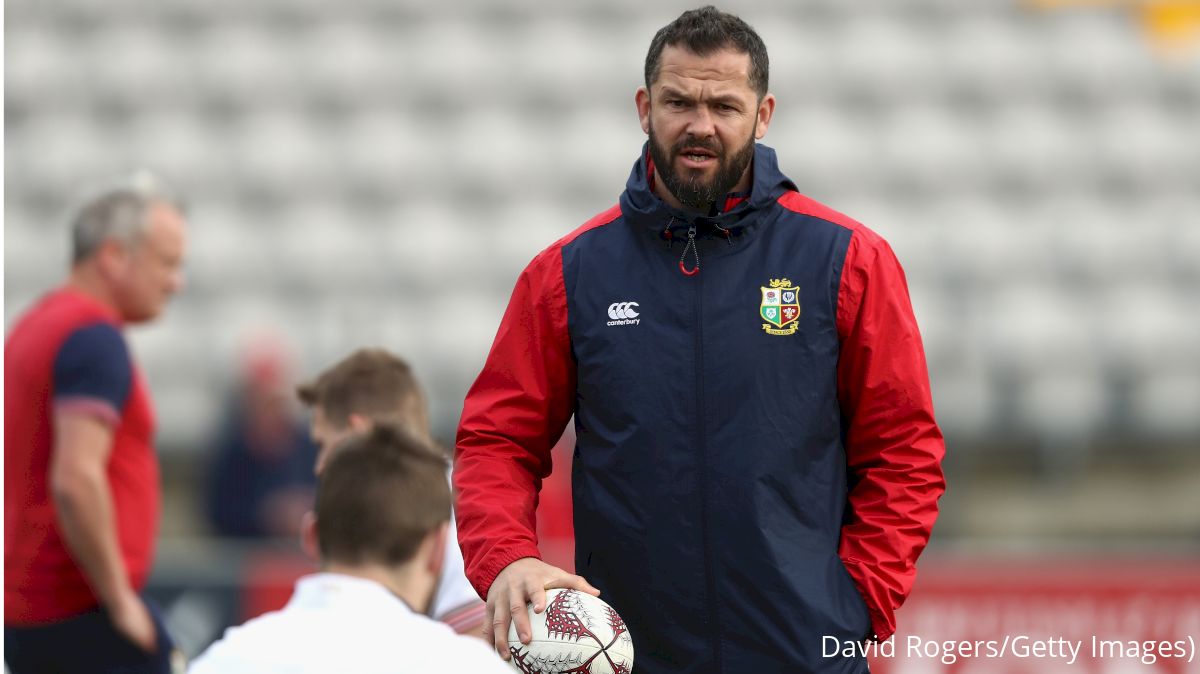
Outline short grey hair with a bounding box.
[71,170,185,264]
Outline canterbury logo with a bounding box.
[607,302,640,326]
[608,302,640,319]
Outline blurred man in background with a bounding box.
[5,173,188,673]
[188,424,510,673]
[456,6,945,673]
[204,338,318,539]
[296,348,486,637]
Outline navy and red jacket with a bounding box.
[456,143,945,673]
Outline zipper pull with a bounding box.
[679,225,699,276]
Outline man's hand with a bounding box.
[486,557,599,660]
[109,592,157,653]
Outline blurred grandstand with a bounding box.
[6,0,1200,665]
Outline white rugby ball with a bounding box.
[506,588,634,674]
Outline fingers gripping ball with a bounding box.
[507,589,634,674]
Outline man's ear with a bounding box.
[346,413,373,434]
[300,511,319,561]
[754,93,776,140]
[635,87,652,135]
[94,239,130,279]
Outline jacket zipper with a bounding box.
[692,260,722,671]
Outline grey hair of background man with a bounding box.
[70,170,186,265]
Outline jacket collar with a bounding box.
[619,141,797,238]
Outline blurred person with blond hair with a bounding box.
[295,348,486,637]
[5,172,188,673]
[188,424,509,673]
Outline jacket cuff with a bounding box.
[472,545,543,599]
[867,604,893,642]
[842,557,897,642]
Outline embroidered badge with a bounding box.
[760,278,800,336]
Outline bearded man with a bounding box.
[454,7,947,673]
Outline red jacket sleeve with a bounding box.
[454,245,576,599]
[835,228,946,641]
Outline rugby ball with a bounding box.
[506,589,634,674]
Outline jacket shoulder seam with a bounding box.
[776,191,885,248]
[546,203,622,252]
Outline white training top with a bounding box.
[188,573,508,674]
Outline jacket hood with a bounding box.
[619,141,798,236]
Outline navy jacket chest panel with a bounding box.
[564,211,850,433]
[563,221,699,520]
[702,211,852,462]
[563,220,696,439]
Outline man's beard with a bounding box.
[648,122,756,211]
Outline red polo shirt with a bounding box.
[5,288,160,624]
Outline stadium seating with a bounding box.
[6,0,1199,452]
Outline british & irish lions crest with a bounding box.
[760,278,800,336]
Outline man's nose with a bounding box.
[684,106,717,139]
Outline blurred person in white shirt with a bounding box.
[188,424,509,673]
